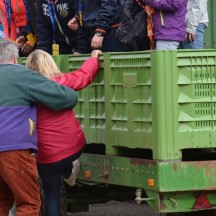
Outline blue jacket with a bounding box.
[77,0,124,32]
[75,0,124,53]
[144,0,187,41]
[0,63,78,152]
[36,0,78,54]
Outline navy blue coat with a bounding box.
[36,0,78,54]
[76,0,125,53]
[77,0,124,31]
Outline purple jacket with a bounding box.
[144,0,187,41]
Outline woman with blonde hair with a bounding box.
[26,49,102,216]
[26,49,62,79]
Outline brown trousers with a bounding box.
[0,150,41,216]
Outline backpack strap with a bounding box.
[135,0,155,50]
[144,5,155,49]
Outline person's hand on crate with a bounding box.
[91,50,102,58]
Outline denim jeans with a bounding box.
[0,150,40,216]
[180,23,207,49]
[37,148,84,216]
[102,28,124,52]
[156,40,180,50]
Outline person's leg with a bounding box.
[37,162,62,216]
[0,150,40,216]
[156,40,180,50]
[62,147,84,186]
[0,176,14,216]
[102,28,124,52]
[180,23,207,49]
[63,159,80,186]
[75,26,93,54]
[59,177,67,216]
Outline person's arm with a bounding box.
[25,68,78,110]
[36,0,53,54]
[186,0,202,35]
[54,50,102,90]
[95,0,122,34]
[91,0,122,49]
[143,0,182,11]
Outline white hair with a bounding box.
[0,39,19,62]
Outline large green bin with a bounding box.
[19,50,216,160]
[104,51,216,160]
[62,55,106,144]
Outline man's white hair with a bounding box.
[0,39,19,62]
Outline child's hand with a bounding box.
[68,18,79,31]
[91,50,102,58]
[16,36,26,48]
[21,42,33,55]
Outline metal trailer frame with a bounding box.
[78,153,216,214]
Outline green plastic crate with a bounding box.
[103,52,153,155]
[18,54,105,144]
[18,57,27,65]
[62,55,106,144]
[18,55,63,69]
[104,50,216,160]
[18,50,216,160]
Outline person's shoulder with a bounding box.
[14,64,34,72]
[0,63,26,71]
[14,64,42,78]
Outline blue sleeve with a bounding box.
[36,0,53,54]
[96,0,123,32]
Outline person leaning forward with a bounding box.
[0,39,78,216]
